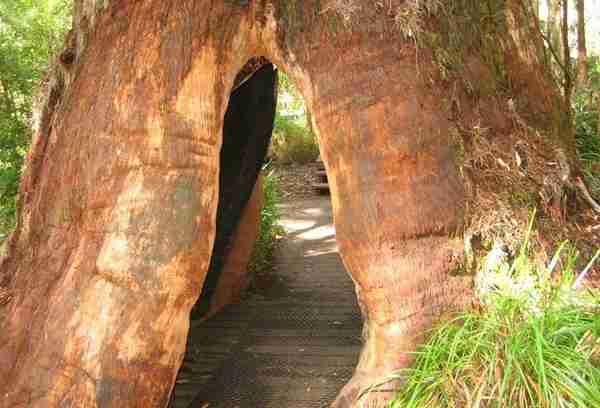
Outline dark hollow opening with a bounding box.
[192,61,278,318]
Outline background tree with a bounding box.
[576,0,588,84]
[547,0,563,62]
[0,0,71,238]
[563,0,573,102]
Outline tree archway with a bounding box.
[0,1,576,407]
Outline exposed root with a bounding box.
[575,176,600,214]
[457,94,599,274]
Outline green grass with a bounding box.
[389,231,600,408]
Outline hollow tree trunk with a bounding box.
[193,63,276,319]
[0,1,575,407]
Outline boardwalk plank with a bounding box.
[171,197,362,408]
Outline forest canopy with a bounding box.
[0,0,71,238]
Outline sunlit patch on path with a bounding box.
[171,197,362,407]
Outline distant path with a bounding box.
[171,196,363,407]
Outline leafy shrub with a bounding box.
[248,166,283,276]
[389,227,600,408]
[272,71,319,164]
[271,115,319,164]
[0,0,71,239]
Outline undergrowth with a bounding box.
[247,165,283,276]
[271,115,319,164]
[389,219,600,408]
[573,56,600,200]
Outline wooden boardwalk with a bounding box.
[171,197,363,407]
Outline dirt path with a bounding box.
[171,196,362,407]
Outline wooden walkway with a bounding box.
[171,197,363,407]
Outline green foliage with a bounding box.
[277,70,304,112]
[271,71,319,165]
[390,235,600,408]
[248,167,283,276]
[271,114,319,164]
[0,0,71,239]
[573,56,600,199]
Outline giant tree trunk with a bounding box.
[0,1,579,407]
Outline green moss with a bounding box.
[276,0,323,48]
[410,0,513,96]
[509,189,537,210]
[448,261,469,277]
[324,12,346,34]
[224,0,249,6]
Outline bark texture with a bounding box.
[546,0,563,62]
[576,0,588,85]
[0,1,576,407]
[204,176,263,320]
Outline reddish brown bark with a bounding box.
[204,177,263,320]
[0,1,573,407]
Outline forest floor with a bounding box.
[270,162,323,200]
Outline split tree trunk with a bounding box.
[193,63,276,319]
[0,1,574,407]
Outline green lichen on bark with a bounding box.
[402,1,582,263]
[422,1,514,94]
[275,0,315,48]
[425,0,566,138]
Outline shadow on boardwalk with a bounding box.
[171,197,363,408]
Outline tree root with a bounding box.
[574,176,600,214]
[556,148,600,214]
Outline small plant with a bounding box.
[389,222,600,408]
[248,165,284,276]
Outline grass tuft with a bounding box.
[390,230,600,408]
